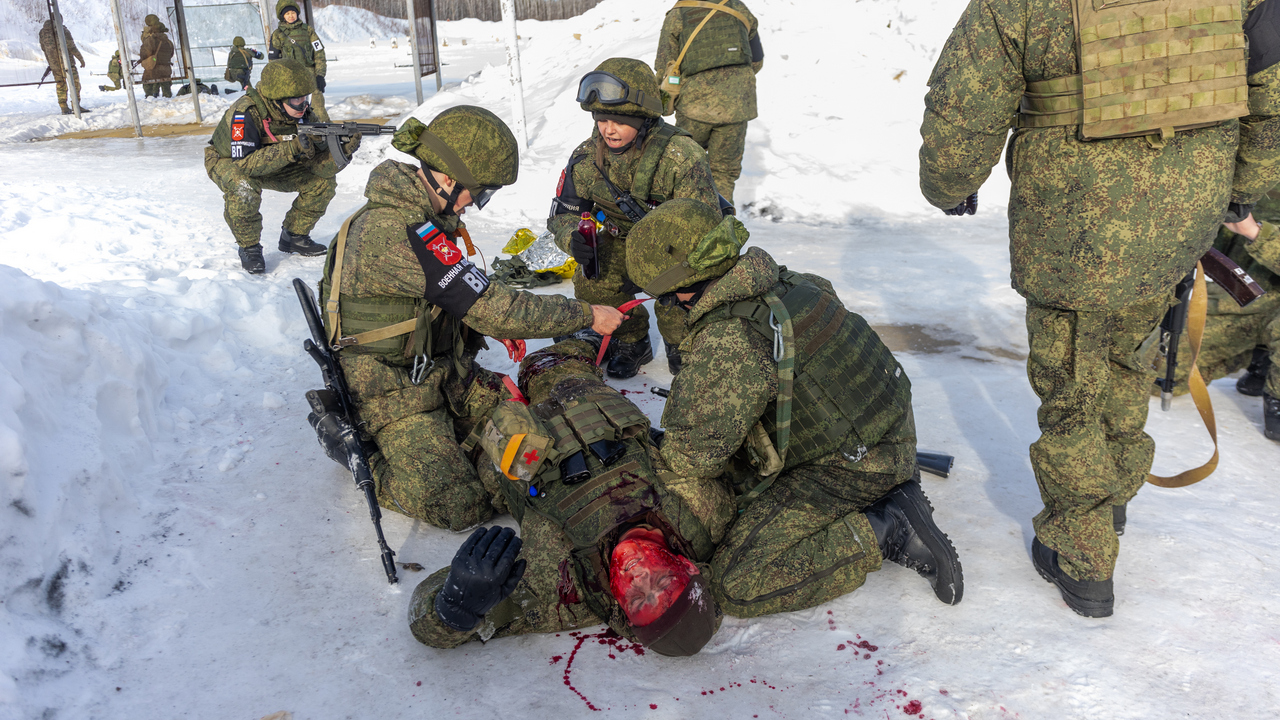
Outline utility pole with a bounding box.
[109,0,142,137]
[48,0,80,119]
[406,0,423,105]
[430,0,441,91]
[173,0,201,123]
[499,0,527,148]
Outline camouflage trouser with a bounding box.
[100,74,123,91]
[1151,286,1280,398]
[144,67,173,98]
[1026,296,1171,582]
[53,66,81,108]
[228,69,250,89]
[676,113,748,204]
[206,156,337,248]
[570,232,685,345]
[710,409,919,618]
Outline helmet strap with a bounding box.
[422,164,465,216]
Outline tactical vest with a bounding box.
[1018,0,1249,139]
[471,374,716,628]
[693,271,911,475]
[675,0,752,76]
[590,122,692,234]
[276,23,317,68]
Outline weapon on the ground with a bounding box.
[292,277,398,584]
[296,121,397,172]
[916,452,955,479]
[37,66,52,87]
[1157,271,1197,411]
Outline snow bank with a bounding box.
[313,5,408,44]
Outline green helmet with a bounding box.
[626,198,749,297]
[578,58,664,119]
[391,106,520,189]
[276,0,300,21]
[257,59,316,99]
[144,13,159,26]
[233,36,246,47]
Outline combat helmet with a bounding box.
[577,58,664,119]
[257,59,316,99]
[391,106,520,212]
[276,0,301,21]
[626,198,749,297]
[233,36,246,47]
[144,14,159,26]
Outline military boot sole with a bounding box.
[1031,537,1114,618]
[888,480,964,605]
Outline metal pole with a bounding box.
[49,0,80,118]
[406,0,423,105]
[173,0,201,123]
[109,0,142,137]
[259,0,274,55]
[499,0,527,148]
[430,0,442,91]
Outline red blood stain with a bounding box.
[939,689,949,696]
[415,681,421,686]
[558,629,645,711]
[649,704,657,710]
[549,655,563,665]
[855,640,879,652]
[837,643,846,650]
[903,700,922,714]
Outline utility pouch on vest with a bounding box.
[477,401,555,486]
[1019,0,1249,139]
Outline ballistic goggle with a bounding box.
[575,71,663,117]
[282,95,310,114]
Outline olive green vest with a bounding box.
[675,0,752,76]
[209,88,283,158]
[590,121,692,235]
[1019,0,1249,139]
[694,271,911,474]
[275,22,316,69]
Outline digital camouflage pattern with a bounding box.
[548,125,718,343]
[226,43,263,88]
[655,0,762,202]
[139,23,174,98]
[391,109,520,188]
[579,58,663,118]
[38,21,83,109]
[272,0,328,121]
[919,0,1280,583]
[330,160,593,530]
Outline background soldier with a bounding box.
[225,36,264,93]
[99,51,123,92]
[654,0,764,205]
[139,14,175,99]
[270,1,329,121]
[627,199,964,619]
[38,18,85,115]
[307,108,623,532]
[919,0,1280,617]
[204,60,336,274]
[548,58,719,378]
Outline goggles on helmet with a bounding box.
[576,72,663,116]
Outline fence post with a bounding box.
[258,0,274,56]
[406,0,424,105]
[173,0,202,123]
[109,0,142,136]
[48,0,80,118]
[499,0,527,148]
[431,0,442,91]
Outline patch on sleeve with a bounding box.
[312,39,324,52]
[406,221,490,317]
[229,112,261,159]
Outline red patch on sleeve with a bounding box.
[556,168,566,196]
[428,236,462,265]
[231,120,244,141]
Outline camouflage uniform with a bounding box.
[919,0,1280,582]
[37,20,83,112]
[139,18,175,98]
[204,68,338,250]
[100,52,123,92]
[270,0,329,121]
[654,0,763,203]
[225,38,264,90]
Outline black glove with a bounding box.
[293,133,316,159]
[569,230,596,266]
[307,411,349,467]
[942,193,978,216]
[435,527,527,632]
[267,49,281,60]
[315,75,326,92]
[1224,201,1254,223]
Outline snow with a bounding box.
[1,1,1277,719]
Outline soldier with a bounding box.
[37,18,85,115]
[307,108,625,532]
[627,199,964,620]
[99,51,123,92]
[269,1,329,121]
[139,14,175,99]
[225,37,264,93]
[548,58,720,378]
[654,0,764,205]
[204,60,337,274]
[919,0,1280,616]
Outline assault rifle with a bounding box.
[292,278,399,584]
[297,121,397,172]
[1156,248,1266,410]
[37,66,52,87]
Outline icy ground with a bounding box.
[1,1,1278,719]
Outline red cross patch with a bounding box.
[523,448,540,465]
[427,236,461,266]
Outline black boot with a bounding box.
[1113,503,1126,536]
[238,244,266,274]
[666,343,682,375]
[1031,537,1114,618]
[1264,393,1280,441]
[564,328,604,355]
[1237,347,1270,397]
[606,335,653,379]
[279,228,328,256]
[865,479,963,605]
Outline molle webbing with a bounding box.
[673,0,752,76]
[1019,0,1248,138]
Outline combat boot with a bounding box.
[59,104,71,114]
[565,328,605,355]
[1237,347,1270,396]
[1113,503,1126,536]
[606,335,653,379]
[865,478,964,605]
[1031,537,1113,618]
[666,343,682,375]
[238,244,266,274]
[279,228,328,256]
[1264,393,1280,441]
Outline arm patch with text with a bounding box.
[407,221,490,318]
[229,112,261,160]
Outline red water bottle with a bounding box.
[577,212,599,280]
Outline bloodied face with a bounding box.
[608,527,699,627]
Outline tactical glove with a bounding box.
[569,230,596,267]
[1224,201,1254,223]
[315,75,326,92]
[342,131,362,157]
[942,193,978,216]
[268,49,281,60]
[293,133,316,160]
[435,527,527,632]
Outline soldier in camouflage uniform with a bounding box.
[225,37,264,92]
[100,51,123,92]
[205,60,338,274]
[654,0,764,204]
[308,108,624,532]
[270,1,329,121]
[139,14,175,99]
[548,58,721,378]
[919,0,1280,616]
[628,199,964,618]
[38,19,85,115]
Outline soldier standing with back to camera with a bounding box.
[919,0,1280,616]
[654,0,764,205]
[139,14,175,99]
[270,1,329,121]
[38,18,85,115]
[225,37,264,93]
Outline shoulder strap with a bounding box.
[668,0,736,77]
[324,205,373,347]
[735,291,794,506]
